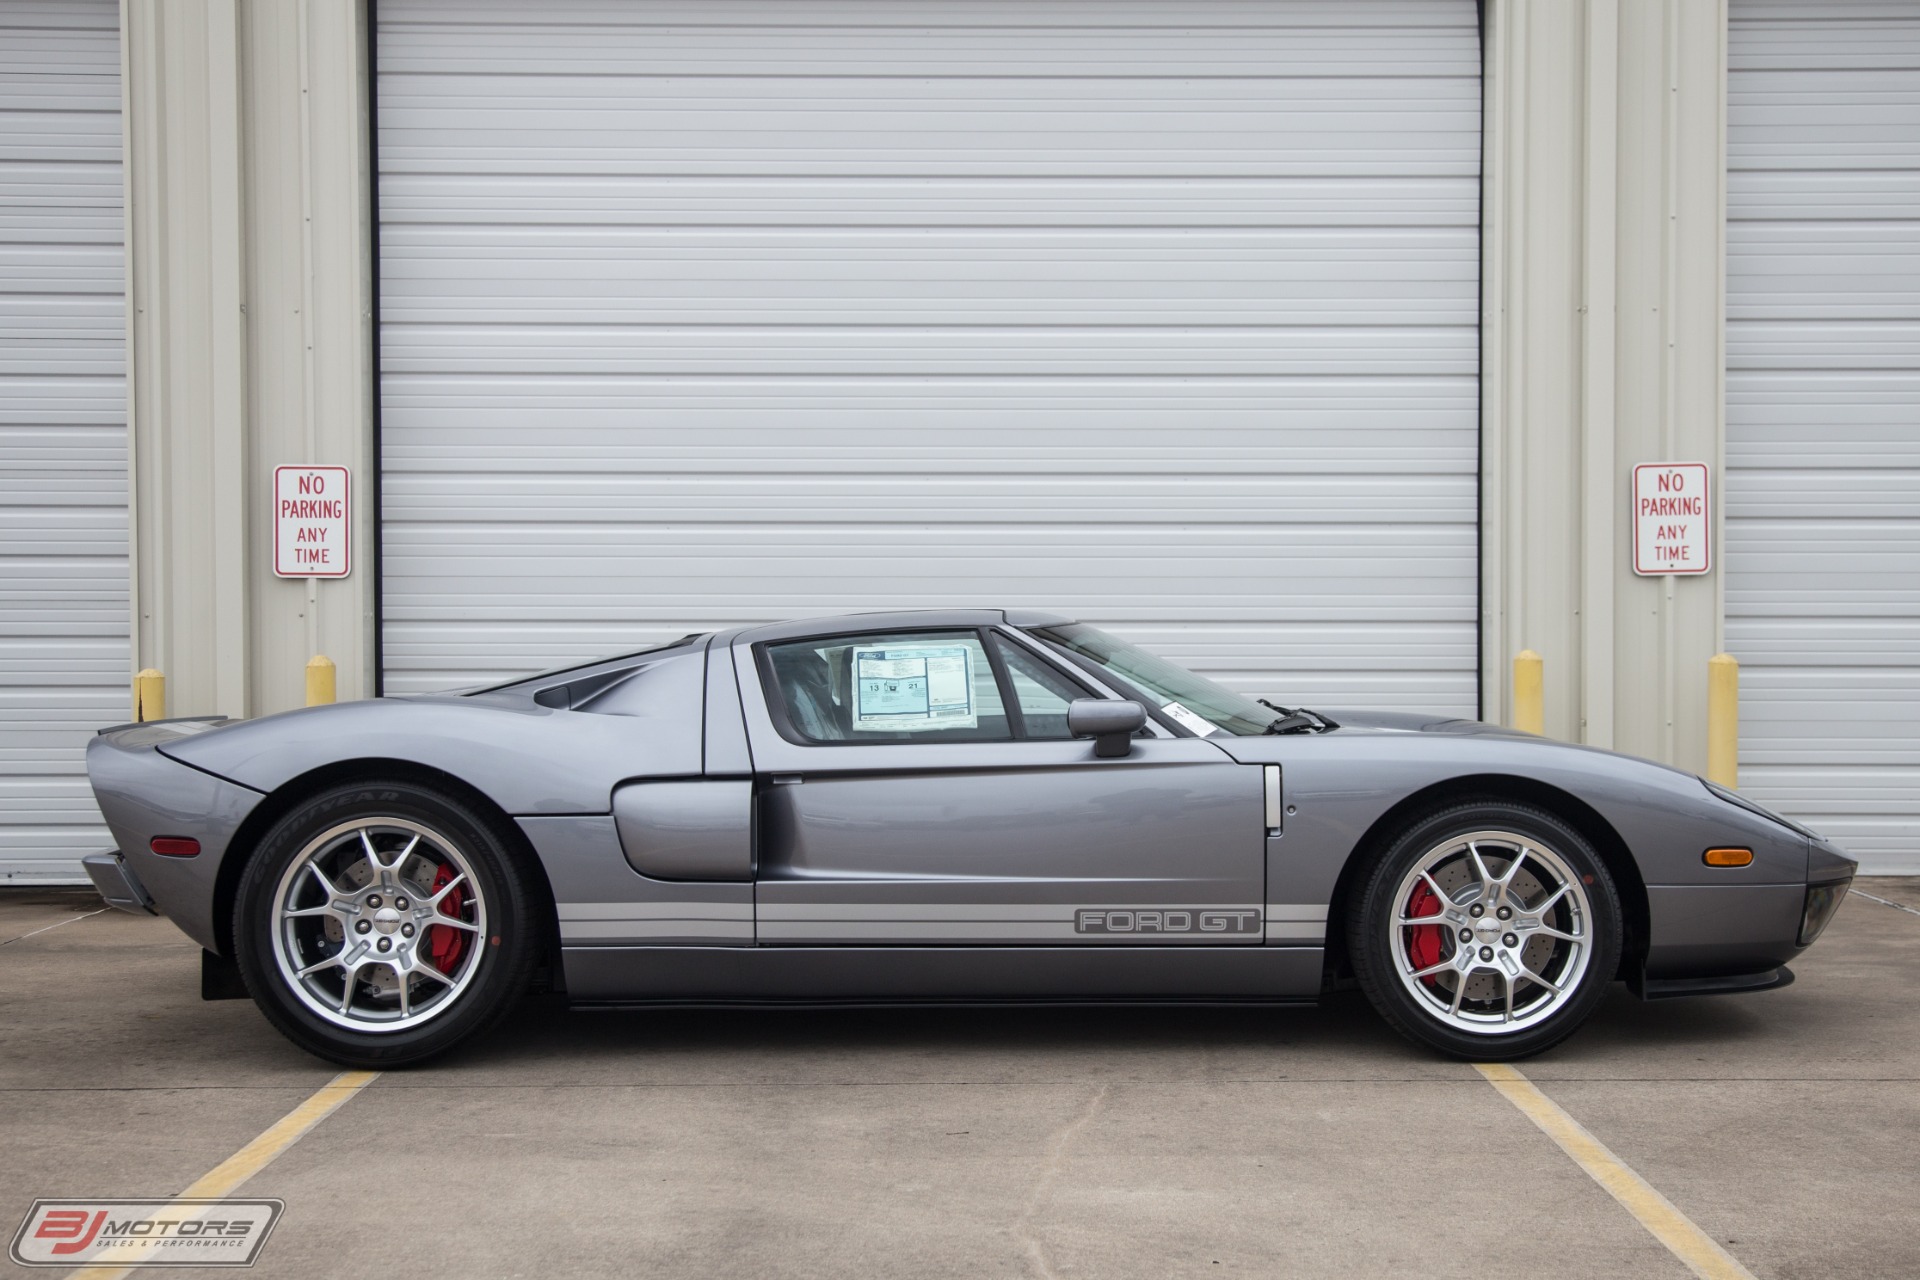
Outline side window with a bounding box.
[765,631,1007,743]
[992,637,1087,740]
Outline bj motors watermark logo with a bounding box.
[10,1199,282,1268]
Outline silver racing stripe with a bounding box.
[561,921,755,941]
[559,902,752,920]
[760,903,1111,921]
[1264,903,1329,945]
[558,900,751,943]
[559,901,1333,946]
[762,902,1255,942]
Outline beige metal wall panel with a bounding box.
[125,0,375,734]
[1481,0,1727,773]
[240,0,376,713]
[1727,0,1920,872]
[0,0,126,880]
[374,0,1485,712]
[125,0,251,719]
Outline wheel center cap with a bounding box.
[1474,916,1503,943]
[372,906,402,935]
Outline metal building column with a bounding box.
[1480,0,1728,773]
[125,0,252,718]
[124,0,376,721]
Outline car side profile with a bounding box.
[83,609,1856,1067]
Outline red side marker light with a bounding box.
[150,836,201,858]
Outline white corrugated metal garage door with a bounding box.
[1728,0,1920,873]
[0,0,125,882]
[376,0,1482,714]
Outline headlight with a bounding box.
[1799,879,1850,946]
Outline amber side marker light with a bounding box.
[1703,847,1754,868]
[150,836,201,858]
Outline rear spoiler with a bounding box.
[96,716,229,737]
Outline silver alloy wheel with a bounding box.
[269,817,488,1032]
[1387,828,1592,1034]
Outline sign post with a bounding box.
[1632,462,1710,577]
[273,465,351,579]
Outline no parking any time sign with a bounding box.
[1632,462,1710,576]
[273,465,351,578]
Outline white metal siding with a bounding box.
[0,0,125,881]
[1728,1,1920,872]
[376,0,1481,712]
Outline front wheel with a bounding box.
[232,781,538,1067]
[1347,801,1622,1060]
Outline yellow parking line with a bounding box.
[1475,1063,1755,1280]
[66,1070,378,1280]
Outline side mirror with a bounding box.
[1068,699,1148,758]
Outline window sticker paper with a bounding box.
[851,645,978,732]
[1160,701,1220,737]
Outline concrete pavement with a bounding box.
[2,881,1915,1278]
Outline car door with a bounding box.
[734,621,1267,946]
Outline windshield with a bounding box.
[1029,623,1278,736]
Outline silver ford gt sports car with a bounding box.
[83,609,1856,1068]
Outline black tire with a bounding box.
[232,781,539,1068]
[1347,800,1622,1061]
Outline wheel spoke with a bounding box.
[1448,975,1469,1015]
[1408,958,1456,982]
[394,966,411,1017]
[338,961,363,1013]
[1530,925,1582,943]
[370,831,410,875]
[306,861,349,903]
[1465,842,1496,893]
[428,914,480,934]
[1497,847,1530,891]
[1503,969,1517,1023]
[1519,965,1564,995]
[283,904,335,919]
[295,953,342,979]
[1529,883,1571,915]
[412,962,455,987]
[427,872,467,909]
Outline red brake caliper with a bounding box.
[1406,882,1445,985]
[427,864,467,974]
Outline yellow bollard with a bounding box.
[306,654,337,707]
[133,668,165,722]
[1707,653,1739,788]
[1512,650,1544,736]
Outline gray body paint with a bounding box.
[84,609,1853,1003]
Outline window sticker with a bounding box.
[1160,701,1220,737]
[851,645,978,732]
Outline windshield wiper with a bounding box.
[1258,699,1339,735]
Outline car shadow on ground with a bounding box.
[413,981,1779,1076]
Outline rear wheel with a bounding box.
[233,781,537,1067]
[1348,801,1621,1060]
